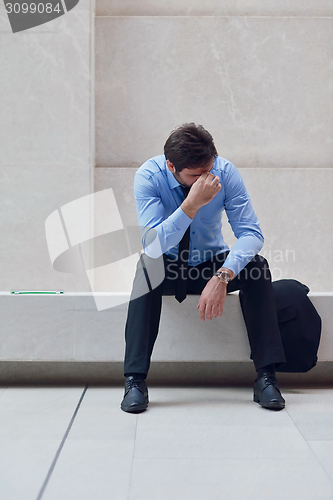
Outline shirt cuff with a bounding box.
[169,205,193,231]
[222,235,264,277]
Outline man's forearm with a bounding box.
[181,172,221,219]
[181,198,201,220]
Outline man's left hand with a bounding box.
[197,277,227,321]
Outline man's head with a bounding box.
[164,123,217,172]
[164,123,218,187]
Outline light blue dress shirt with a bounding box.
[134,155,264,277]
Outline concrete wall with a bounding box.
[95,167,333,292]
[95,0,333,291]
[96,0,333,169]
[1,0,332,295]
[0,0,94,292]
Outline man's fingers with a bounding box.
[198,300,206,322]
[204,173,217,184]
[204,302,224,321]
[198,296,224,321]
[202,302,216,321]
[209,176,221,195]
[211,304,218,318]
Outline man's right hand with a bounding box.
[182,172,221,219]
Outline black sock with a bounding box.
[257,364,275,378]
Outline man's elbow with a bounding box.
[142,229,163,259]
[143,244,162,259]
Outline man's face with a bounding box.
[167,159,214,188]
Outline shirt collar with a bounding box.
[165,160,182,190]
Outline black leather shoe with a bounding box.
[253,371,285,411]
[121,376,149,413]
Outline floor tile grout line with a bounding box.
[0,387,9,398]
[306,439,333,489]
[285,406,333,489]
[35,384,89,500]
[126,415,139,500]
[73,295,77,360]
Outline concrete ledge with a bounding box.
[1,292,332,361]
[0,293,332,384]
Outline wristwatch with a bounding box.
[214,270,231,284]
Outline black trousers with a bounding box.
[124,252,286,377]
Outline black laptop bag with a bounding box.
[272,279,322,373]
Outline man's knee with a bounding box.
[245,255,271,282]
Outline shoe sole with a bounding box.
[120,403,148,414]
[253,393,285,411]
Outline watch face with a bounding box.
[220,271,230,282]
[214,271,230,282]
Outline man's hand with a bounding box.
[197,277,227,322]
[182,172,221,219]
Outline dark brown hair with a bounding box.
[164,123,218,172]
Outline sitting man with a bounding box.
[121,123,286,413]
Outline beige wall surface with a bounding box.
[95,167,333,292]
[96,2,333,169]
[1,0,332,295]
[0,0,94,291]
[95,0,333,293]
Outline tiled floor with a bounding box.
[0,385,333,500]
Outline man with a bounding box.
[121,123,286,413]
